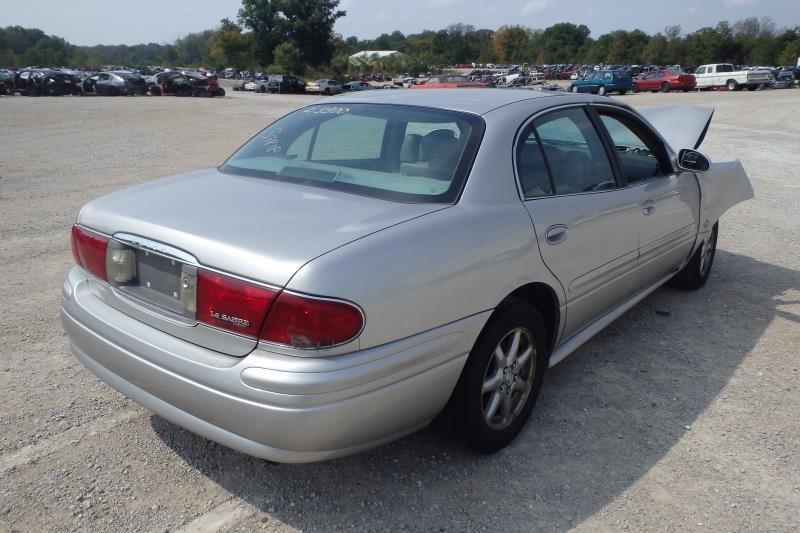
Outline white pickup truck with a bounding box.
[693,63,772,91]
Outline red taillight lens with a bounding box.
[260,292,363,349]
[71,225,109,279]
[196,269,278,337]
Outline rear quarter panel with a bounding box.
[285,203,554,351]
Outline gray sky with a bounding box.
[2,0,797,46]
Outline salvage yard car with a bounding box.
[61,90,753,463]
[770,70,796,89]
[82,71,147,96]
[306,79,343,95]
[15,69,80,96]
[693,63,772,91]
[570,70,632,95]
[633,69,696,93]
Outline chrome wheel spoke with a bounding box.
[484,391,501,419]
[493,346,506,368]
[483,372,501,394]
[513,379,530,394]
[506,330,521,365]
[515,346,532,368]
[501,392,513,421]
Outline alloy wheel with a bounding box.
[699,229,716,276]
[481,328,536,430]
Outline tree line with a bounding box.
[1,1,798,76]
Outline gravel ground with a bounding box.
[0,88,798,532]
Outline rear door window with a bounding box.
[516,107,616,197]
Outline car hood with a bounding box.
[77,168,446,286]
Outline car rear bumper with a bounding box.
[61,267,484,462]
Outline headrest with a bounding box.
[420,129,458,162]
[400,134,422,163]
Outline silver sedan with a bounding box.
[61,90,753,462]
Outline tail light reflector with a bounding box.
[196,269,277,337]
[260,292,363,349]
[71,225,109,280]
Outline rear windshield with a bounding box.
[220,103,484,203]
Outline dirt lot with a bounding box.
[0,88,798,532]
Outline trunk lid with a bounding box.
[78,168,445,355]
[639,105,713,151]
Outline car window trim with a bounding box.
[512,103,625,201]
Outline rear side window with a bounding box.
[598,112,669,184]
[516,108,616,198]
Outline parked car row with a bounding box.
[565,63,796,96]
[0,67,224,97]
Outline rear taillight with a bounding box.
[260,292,363,349]
[196,269,278,337]
[71,225,109,279]
[70,225,364,347]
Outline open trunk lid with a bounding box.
[639,105,713,151]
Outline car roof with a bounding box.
[332,88,570,115]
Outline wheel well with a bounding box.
[500,283,560,353]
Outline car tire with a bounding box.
[324,88,331,95]
[661,82,672,93]
[632,83,639,93]
[216,88,225,97]
[571,85,578,93]
[669,223,718,290]
[597,85,607,96]
[726,79,739,91]
[259,86,266,93]
[439,299,548,454]
[618,89,627,95]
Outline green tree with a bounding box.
[530,23,591,63]
[238,0,345,68]
[272,41,304,74]
[209,18,252,68]
[777,36,800,66]
[642,33,667,65]
[490,25,530,63]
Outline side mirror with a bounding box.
[678,149,710,172]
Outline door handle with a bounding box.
[642,201,656,215]
[545,225,569,245]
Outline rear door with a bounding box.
[517,106,643,339]
[592,106,700,290]
[583,73,598,93]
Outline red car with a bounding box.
[633,70,696,93]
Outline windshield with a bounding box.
[220,103,484,203]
